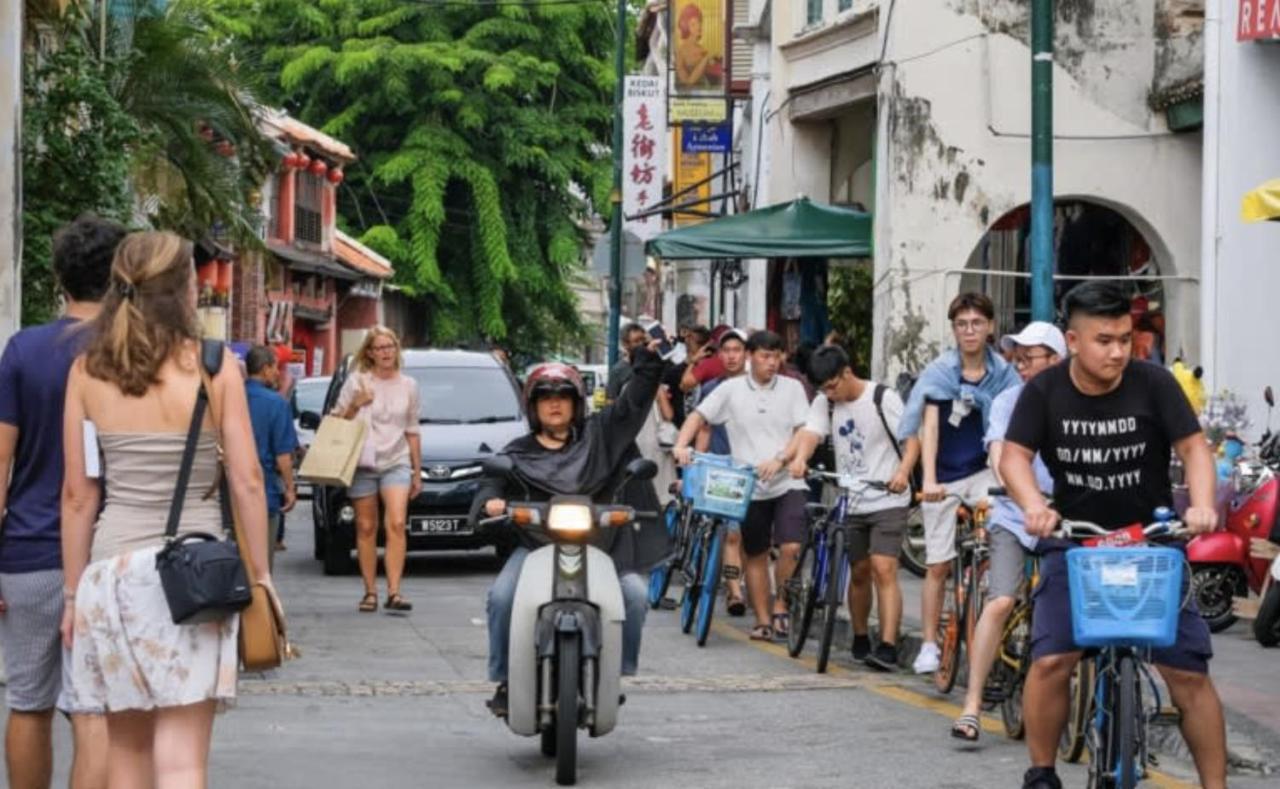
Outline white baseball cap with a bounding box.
[1000,322,1067,358]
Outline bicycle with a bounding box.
[1055,515,1190,789]
[676,452,756,648]
[785,472,889,674]
[648,482,695,609]
[929,492,992,695]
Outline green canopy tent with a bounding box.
[644,197,872,260]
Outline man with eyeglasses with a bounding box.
[950,322,1064,741]
[897,292,1020,674]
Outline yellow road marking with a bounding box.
[712,620,1197,789]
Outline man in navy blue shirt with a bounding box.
[0,214,124,789]
[245,346,299,559]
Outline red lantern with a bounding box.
[326,167,345,185]
[309,159,328,177]
[296,152,311,170]
[282,152,298,169]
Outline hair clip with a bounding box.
[116,281,137,301]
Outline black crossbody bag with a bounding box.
[155,343,252,625]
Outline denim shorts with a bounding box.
[348,464,413,499]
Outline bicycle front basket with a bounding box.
[688,456,756,521]
[1066,546,1184,649]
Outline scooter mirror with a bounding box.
[1266,386,1275,408]
[625,458,659,482]
[482,455,515,478]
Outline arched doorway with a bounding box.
[960,200,1168,363]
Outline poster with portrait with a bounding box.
[668,0,729,124]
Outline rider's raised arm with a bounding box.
[601,345,664,447]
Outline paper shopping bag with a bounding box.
[298,416,367,487]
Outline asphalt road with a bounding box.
[9,508,1280,788]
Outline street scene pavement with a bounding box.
[12,508,1280,789]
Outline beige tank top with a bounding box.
[91,433,225,562]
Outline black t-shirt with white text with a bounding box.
[1003,360,1201,530]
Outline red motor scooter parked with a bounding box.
[1188,387,1280,632]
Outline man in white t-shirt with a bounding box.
[674,331,811,641]
[791,345,919,670]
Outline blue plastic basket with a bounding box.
[1066,546,1184,648]
[684,454,756,521]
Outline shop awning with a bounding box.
[645,197,872,260]
[1242,180,1280,222]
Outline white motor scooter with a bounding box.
[480,456,657,786]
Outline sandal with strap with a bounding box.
[771,612,790,639]
[749,624,774,641]
[385,593,413,612]
[951,714,982,742]
[358,593,377,613]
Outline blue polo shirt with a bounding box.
[245,379,299,514]
[0,318,88,573]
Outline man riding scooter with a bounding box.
[472,343,672,716]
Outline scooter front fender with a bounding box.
[1186,531,1248,566]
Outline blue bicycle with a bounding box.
[648,485,694,610]
[1056,513,1189,789]
[677,513,730,646]
[786,472,888,673]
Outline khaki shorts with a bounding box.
[922,469,997,565]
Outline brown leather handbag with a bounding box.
[199,340,292,671]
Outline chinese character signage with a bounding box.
[623,76,667,241]
[1239,0,1280,40]
[673,127,712,227]
[669,0,728,124]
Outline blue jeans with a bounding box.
[486,547,648,683]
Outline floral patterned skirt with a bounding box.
[63,545,239,713]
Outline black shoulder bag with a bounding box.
[155,341,252,625]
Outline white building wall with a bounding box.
[1206,1,1280,433]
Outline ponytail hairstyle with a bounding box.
[83,231,200,397]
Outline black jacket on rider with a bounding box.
[470,348,672,574]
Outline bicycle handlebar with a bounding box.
[1052,519,1189,542]
[805,469,889,491]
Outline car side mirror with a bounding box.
[483,455,515,478]
[1266,386,1275,408]
[625,458,659,482]
[298,411,322,431]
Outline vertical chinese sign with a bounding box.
[673,127,712,226]
[622,75,667,240]
[669,0,729,124]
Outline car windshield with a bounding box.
[295,378,329,416]
[406,367,522,424]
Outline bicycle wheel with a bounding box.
[934,557,964,694]
[816,528,845,674]
[647,502,680,608]
[900,505,927,578]
[695,525,724,647]
[1061,658,1095,763]
[679,532,704,635]
[786,529,822,658]
[1114,654,1139,789]
[999,604,1032,740]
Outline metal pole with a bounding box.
[1029,0,1054,323]
[607,0,627,370]
[0,0,22,343]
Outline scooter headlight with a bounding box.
[547,503,593,534]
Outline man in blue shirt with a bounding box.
[245,346,299,559]
[0,214,124,789]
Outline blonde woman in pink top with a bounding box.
[332,327,422,612]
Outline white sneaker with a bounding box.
[913,641,941,674]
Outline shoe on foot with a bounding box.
[851,634,872,661]
[866,642,899,672]
[486,683,509,718]
[1021,767,1062,789]
[913,641,941,674]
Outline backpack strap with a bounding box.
[873,383,903,460]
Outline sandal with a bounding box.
[385,593,413,612]
[358,593,377,613]
[951,714,981,742]
[749,624,774,641]
[771,612,790,639]
[724,566,746,617]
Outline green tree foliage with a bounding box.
[208,0,615,354]
[827,263,874,377]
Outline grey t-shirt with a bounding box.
[696,374,810,501]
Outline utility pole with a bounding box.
[0,0,22,345]
[1029,0,1054,323]
[607,0,627,370]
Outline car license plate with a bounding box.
[411,517,470,535]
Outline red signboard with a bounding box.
[1239,0,1280,41]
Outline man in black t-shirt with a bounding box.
[1001,282,1225,789]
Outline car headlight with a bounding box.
[547,503,593,534]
